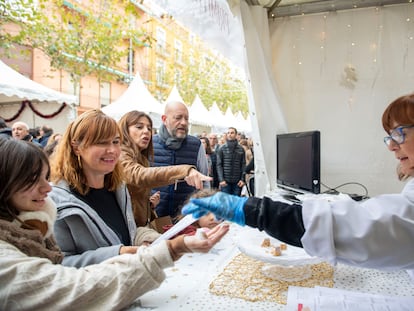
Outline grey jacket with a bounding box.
[49,180,137,268]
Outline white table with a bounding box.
[129,224,414,310]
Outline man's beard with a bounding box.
[170,127,188,139]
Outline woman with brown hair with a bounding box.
[0,137,229,310]
[49,110,216,267]
[118,110,211,229]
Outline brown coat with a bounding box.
[120,145,194,227]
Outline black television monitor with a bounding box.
[276,130,320,194]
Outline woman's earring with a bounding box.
[77,155,82,169]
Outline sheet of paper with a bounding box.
[286,286,414,311]
[151,214,197,245]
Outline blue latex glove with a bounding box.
[182,192,248,226]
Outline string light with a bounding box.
[372,7,381,64]
[320,14,327,69]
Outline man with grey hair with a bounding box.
[11,121,30,140]
[151,101,211,220]
[12,121,42,147]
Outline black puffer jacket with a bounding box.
[216,140,246,183]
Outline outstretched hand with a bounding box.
[184,223,230,253]
[184,168,212,190]
[182,192,248,226]
[167,223,230,261]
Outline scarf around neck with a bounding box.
[0,197,63,264]
[158,123,185,150]
[226,139,238,151]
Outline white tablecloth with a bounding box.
[129,224,414,310]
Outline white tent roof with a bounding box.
[0,60,78,105]
[165,85,184,103]
[224,106,238,127]
[102,71,163,120]
[189,94,211,126]
[209,101,227,128]
[235,111,251,133]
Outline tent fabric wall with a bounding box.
[0,102,75,134]
[269,3,414,196]
[234,2,288,196]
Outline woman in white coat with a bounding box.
[182,93,414,271]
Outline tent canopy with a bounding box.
[0,60,78,105]
[165,85,185,103]
[102,71,163,121]
[189,94,211,126]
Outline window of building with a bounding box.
[67,75,80,103]
[203,54,212,68]
[127,47,135,76]
[189,33,196,45]
[100,81,111,107]
[189,49,195,66]
[175,69,182,85]
[174,39,182,63]
[156,27,166,52]
[156,59,166,86]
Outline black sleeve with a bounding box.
[243,196,305,247]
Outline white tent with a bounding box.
[165,85,185,103]
[0,60,77,105]
[224,106,238,128]
[102,71,163,127]
[209,102,228,133]
[0,60,78,133]
[235,111,251,133]
[188,94,212,136]
[189,94,211,126]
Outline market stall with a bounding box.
[0,60,77,134]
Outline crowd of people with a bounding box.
[4,92,414,308]
[0,100,252,309]
[0,119,62,155]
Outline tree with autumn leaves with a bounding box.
[1,0,150,89]
[0,0,248,116]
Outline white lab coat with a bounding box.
[302,179,414,273]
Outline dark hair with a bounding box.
[0,138,49,221]
[200,136,212,154]
[41,125,54,136]
[228,127,237,134]
[0,118,7,129]
[29,127,40,138]
[118,110,154,164]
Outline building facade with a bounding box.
[1,0,237,123]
